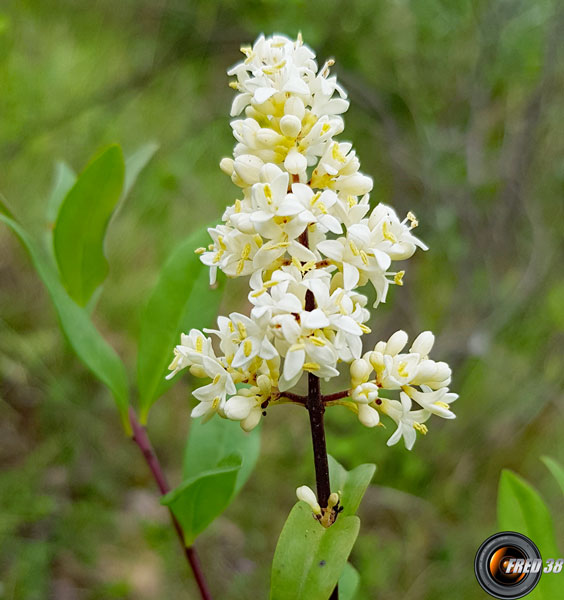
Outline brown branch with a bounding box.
[279,391,307,404]
[129,408,213,600]
[322,390,350,403]
[300,227,338,600]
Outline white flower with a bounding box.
[381,392,431,450]
[191,356,237,420]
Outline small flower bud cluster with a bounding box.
[296,485,341,527]
[168,34,456,448]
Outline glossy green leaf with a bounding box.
[137,226,223,422]
[0,213,129,430]
[183,416,260,494]
[541,456,564,496]
[498,469,561,599]
[122,142,158,201]
[46,161,76,230]
[339,563,360,600]
[328,455,376,517]
[161,454,242,545]
[53,144,125,305]
[270,502,360,600]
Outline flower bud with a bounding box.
[358,404,380,428]
[338,174,373,195]
[280,115,302,138]
[284,148,307,174]
[327,492,340,509]
[256,128,283,146]
[219,157,234,176]
[284,96,306,120]
[385,330,408,356]
[410,331,435,357]
[233,154,263,185]
[224,395,255,420]
[296,485,321,515]
[350,358,371,386]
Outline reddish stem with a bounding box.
[129,407,213,600]
[322,390,351,403]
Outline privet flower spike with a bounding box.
[168,33,457,450]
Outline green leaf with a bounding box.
[136,226,223,422]
[328,455,376,517]
[46,161,76,230]
[339,563,360,600]
[161,454,242,545]
[541,456,564,496]
[0,194,15,219]
[122,142,158,201]
[270,502,360,600]
[498,469,561,600]
[0,213,129,430]
[183,416,260,494]
[53,144,125,305]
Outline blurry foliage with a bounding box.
[0,0,563,599]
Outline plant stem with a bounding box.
[322,390,350,403]
[129,407,213,600]
[304,300,339,600]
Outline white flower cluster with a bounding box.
[168,34,456,448]
[349,330,458,449]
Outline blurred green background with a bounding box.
[1,0,563,598]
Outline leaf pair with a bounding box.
[497,457,564,600]
[1,143,157,430]
[162,417,260,545]
[270,456,376,600]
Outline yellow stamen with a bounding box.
[382,221,397,243]
[359,250,369,265]
[289,343,305,352]
[435,401,450,409]
[347,195,356,208]
[234,199,242,213]
[394,271,405,286]
[237,322,247,339]
[308,336,326,346]
[349,241,360,256]
[303,362,320,371]
[194,247,206,255]
[212,374,221,385]
[397,362,408,377]
[254,234,263,247]
[195,337,204,353]
[243,339,253,357]
[407,211,418,229]
[414,423,428,435]
[236,259,245,275]
[359,324,371,334]
[263,184,273,203]
[241,243,251,260]
[228,321,235,333]
[250,288,267,298]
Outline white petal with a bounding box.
[301,309,330,330]
[343,262,359,290]
[283,349,305,380]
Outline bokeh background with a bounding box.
[1,1,563,598]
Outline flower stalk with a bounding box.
[129,408,213,600]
